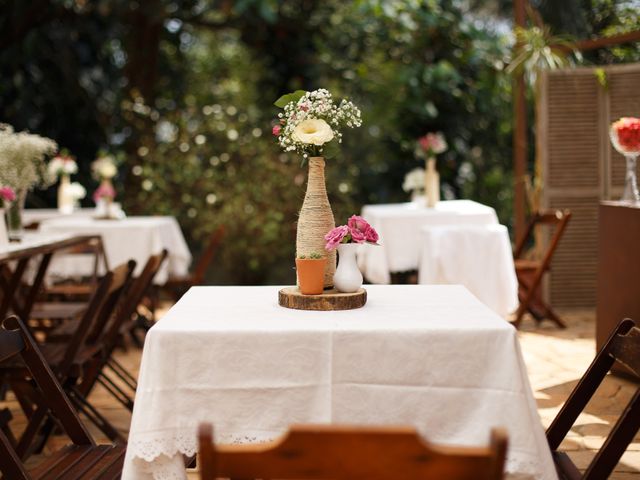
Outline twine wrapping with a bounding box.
[296,157,336,287]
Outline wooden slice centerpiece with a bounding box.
[278,287,367,311]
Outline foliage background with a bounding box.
[1,0,638,284]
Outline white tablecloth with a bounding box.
[359,199,499,284]
[418,224,518,317]
[23,208,97,225]
[37,216,191,284]
[123,285,556,480]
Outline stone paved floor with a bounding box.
[2,308,639,478]
[518,310,640,479]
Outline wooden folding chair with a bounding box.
[162,226,224,301]
[1,261,135,452]
[0,315,125,479]
[198,424,508,480]
[512,209,571,328]
[127,249,169,346]
[43,235,109,299]
[547,318,640,479]
[75,251,169,413]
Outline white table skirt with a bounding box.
[359,199,499,284]
[37,216,191,284]
[418,224,519,317]
[123,285,556,480]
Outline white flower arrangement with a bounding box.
[68,182,86,202]
[273,88,362,161]
[402,167,425,194]
[48,153,78,179]
[92,154,118,180]
[0,124,58,191]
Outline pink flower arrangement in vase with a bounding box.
[93,182,117,219]
[414,132,447,208]
[325,215,379,293]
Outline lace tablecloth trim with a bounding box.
[129,429,547,480]
[129,428,275,463]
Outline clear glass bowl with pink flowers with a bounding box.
[610,117,640,203]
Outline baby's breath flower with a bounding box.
[273,89,362,159]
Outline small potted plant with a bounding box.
[296,252,327,295]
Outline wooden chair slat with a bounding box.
[199,424,508,480]
[609,327,640,377]
[547,318,640,480]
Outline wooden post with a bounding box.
[513,0,528,243]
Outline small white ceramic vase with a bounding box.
[333,243,363,293]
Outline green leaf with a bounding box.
[322,140,340,159]
[274,90,307,108]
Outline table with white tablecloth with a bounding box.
[123,285,557,480]
[359,199,499,284]
[418,224,519,317]
[37,216,191,284]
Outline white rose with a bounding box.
[68,182,86,200]
[292,119,334,146]
[99,162,117,178]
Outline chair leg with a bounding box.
[68,387,126,443]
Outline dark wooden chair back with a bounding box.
[514,209,572,263]
[56,271,115,377]
[113,250,168,347]
[192,226,225,285]
[198,424,508,480]
[85,260,136,345]
[547,318,640,479]
[0,316,94,480]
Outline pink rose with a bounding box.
[364,226,379,243]
[347,215,371,244]
[324,225,349,251]
[0,187,16,203]
[93,183,116,203]
[272,125,281,136]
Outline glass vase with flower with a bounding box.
[414,132,447,208]
[610,117,640,203]
[48,151,79,214]
[0,124,58,240]
[92,153,119,218]
[0,187,16,246]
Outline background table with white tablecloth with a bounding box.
[123,285,557,480]
[359,199,499,284]
[37,216,191,284]
[418,224,518,317]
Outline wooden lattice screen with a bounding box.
[538,63,640,308]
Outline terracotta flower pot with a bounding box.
[295,258,327,295]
